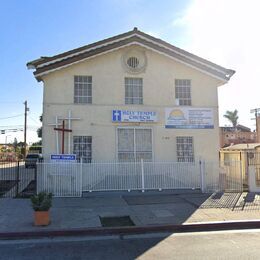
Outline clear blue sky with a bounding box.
[0,0,213,143]
[0,0,190,143]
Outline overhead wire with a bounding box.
[0,114,24,120]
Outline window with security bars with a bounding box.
[74,75,92,104]
[73,136,92,162]
[176,136,194,162]
[125,78,143,104]
[117,128,152,162]
[175,79,191,106]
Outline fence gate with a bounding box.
[37,162,82,197]
[247,152,260,192]
[202,160,243,193]
[82,161,201,193]
[0,160,37,198]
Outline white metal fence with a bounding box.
[82,160,201,192]
[37,162,82,197]
[202,160,243,193]
[37,160,243,197]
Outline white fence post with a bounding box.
[141,159,145,192]
[36,162,39,194]
[80,158,83,197]
[200,160,205,193]
[239,160,243,192]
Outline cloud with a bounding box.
[172,0,260,129]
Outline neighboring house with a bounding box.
[220,143,260,188]
[220,124,256,148]
[27,28,235,163]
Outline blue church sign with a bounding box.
[112,110,157,123]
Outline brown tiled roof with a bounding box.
[27,27,235,82]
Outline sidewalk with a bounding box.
[0,191,260,234]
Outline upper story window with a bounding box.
[175,79,191,106]
[74,75,92,104]
[125,78,143,105]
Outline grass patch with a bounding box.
[99,216,135,227]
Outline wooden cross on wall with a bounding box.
[54,120,72,154]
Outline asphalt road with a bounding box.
[1,229,260,259]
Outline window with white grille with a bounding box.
[176,136,194,162]
[117,128,152,162]
[175,79,191,106]
[125,78,143,104]
[74,76,92,104]
[73,136,92,162]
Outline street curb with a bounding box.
[1,220,260,239]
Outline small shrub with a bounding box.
[31,192,52,211]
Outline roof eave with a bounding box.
[28,28,235,83]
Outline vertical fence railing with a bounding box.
[36,160,244,197]
[202,160,243,193]
[81,160,201,193]
[0,160,36,198]
[0,161,18,197]
[82,161,142,192]
[37,162,82,197]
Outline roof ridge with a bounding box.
[27,28,137,67]
[27,28,235,82]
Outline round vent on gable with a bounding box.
[127,57,139,68]
[122,49,147,74]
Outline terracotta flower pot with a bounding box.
[34,211,50,226]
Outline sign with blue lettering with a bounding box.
[112,110,157,123]
[50,154,77,162]
[165,107,214,129]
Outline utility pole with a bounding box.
[250,108,260,142]
[24,100,29,158]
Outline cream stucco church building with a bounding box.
[27,28,235,163]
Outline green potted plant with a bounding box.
[31,192,52,226]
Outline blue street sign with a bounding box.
[50,154,76,161]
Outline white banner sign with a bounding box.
[165,107,214,129]
[112,110,157,123]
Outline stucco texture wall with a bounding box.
[42,45,222,162]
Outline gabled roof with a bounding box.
[223,143,260,150]
[27,27,235,82]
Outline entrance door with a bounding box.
[117,128,153,162]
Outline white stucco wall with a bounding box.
[41,45,223,162]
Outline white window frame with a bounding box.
[125,77,143,105]
[175,79,191,106]
[116,127,153,162]
[176,136,194,162]
[74,75,92,104]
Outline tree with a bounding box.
[13,138,18,152]
[37,114,43,138]
[224,110,239,127]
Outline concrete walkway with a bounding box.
[0,192,260,233]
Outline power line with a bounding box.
[0,125,24,128]
[0,114,23,120]
[28,115,41,125]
